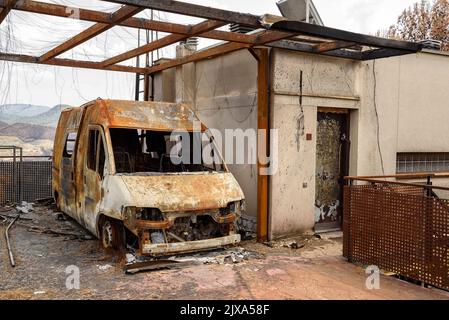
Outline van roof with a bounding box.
[64,99,200,131]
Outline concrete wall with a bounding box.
[270,49,360,238]
[355,50,449,176]
[193,49,258,219]
[155,44,449,239]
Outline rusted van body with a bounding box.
[52,99,244,256]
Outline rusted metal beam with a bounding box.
[147,41,251,74]
[270,40,363,60]
[313,41,356,53]
[0,52,148,73]
[101,0,261,27]
[38,5,143,62]
[361,48,412,60]
[255,30,295,45]
[101,19,225,67]
[0,0,18,24]
[270,20,421,52]
[254,48,270,242]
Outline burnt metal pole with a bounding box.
[252,48,270,242]
[5,214,20,267]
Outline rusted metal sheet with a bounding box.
[97,100,198,132]
[116,173,244,212]
[142,234,241,256]
[344,178,449,291]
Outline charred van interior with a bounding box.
[110,128,224,174]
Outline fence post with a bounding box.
[343,178,352,261]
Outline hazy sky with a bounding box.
[0,0,419,107]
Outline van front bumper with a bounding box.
[141,234,241,256]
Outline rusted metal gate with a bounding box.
[0,147,52,204]
[343,175,449,290]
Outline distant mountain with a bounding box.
[0,104,70,127]
[0,123,55,141]
[0,104,50,116]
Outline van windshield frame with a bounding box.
[108,128,225,174]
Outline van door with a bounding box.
[80,126,107,231]
[60,131,78,217]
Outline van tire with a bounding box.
[100,218,124,250]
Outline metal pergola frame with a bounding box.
[0,0,422,241]
[0,0,421,74]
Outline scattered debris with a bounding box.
[34,197,54,206]
[33,291,46,295]
[282,240,304,250]
[97,264,113,271]
[122,247,263,274]
[25,225,93,240]
[0,213,33,221]
[124,260,199,274]
[6,214,20,267]
[55,212,66,221]
[15,201,34,214]
[263,238,309,250]
[263,241,275,248]
[240,230,256,241]
[126,253,137,264]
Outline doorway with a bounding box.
[314,108,350,232]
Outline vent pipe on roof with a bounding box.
[276,0,324,26]
[178,37,198,53]
[230,23,256,34]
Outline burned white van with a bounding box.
[52,99,244,256]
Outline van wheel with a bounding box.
[101,219,124,250]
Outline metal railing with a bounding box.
[343,173,449,290]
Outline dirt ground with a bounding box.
[1,203,448,300]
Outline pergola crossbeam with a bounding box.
[38,5,143,62]
[0,0,18,24]
[313,41,356,53]
[100,0,261,27]
[101,19,225,67]
[0,52,148,73]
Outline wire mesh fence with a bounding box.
[0,146,52,204]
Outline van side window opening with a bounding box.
[109,128,224,174]
[63,132,77,158]
[87,129,106,178]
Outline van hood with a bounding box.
[118,172,244,212]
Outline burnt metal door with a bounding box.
[80,127,107,229]
[315,110,349,232]
[60,132,77,216]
